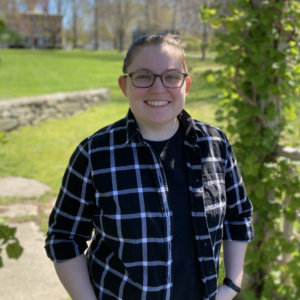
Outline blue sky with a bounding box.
[47,0,71,27]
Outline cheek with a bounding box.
[174,90,186,104]
[127,88,146,102]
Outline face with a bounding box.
[118,44,191,131]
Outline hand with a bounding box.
[216,284,238,300]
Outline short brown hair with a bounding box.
[122,32,188,74]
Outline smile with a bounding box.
[145,101,169,107]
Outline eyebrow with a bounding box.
[131,68,182,73]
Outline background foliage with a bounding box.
[0,19,22,44]
[201,1,300,299]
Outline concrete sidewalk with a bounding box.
[0,221,69,300]
[0,177,69,300]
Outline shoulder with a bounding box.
[81,116,128,149]
[193,119,228,144]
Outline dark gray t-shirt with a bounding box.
[145,124,203,300]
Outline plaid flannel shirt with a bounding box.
[45,108,254,300]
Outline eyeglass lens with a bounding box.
[131,73,185,88]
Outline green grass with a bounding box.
[0,49,125,100]
[0,50,220,195]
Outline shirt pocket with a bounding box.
[202,173,227,232]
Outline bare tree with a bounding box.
[138,0,178,35]
[44,13,62,48]
[144,0,150,33]
[108,0,136,52]
[71,0,78,48]
[93,0,99,49]
[92,0,108,50]
[175,0,204,36]
[201,0,211,60]
[55,0,63,14]
[171,0,179,33]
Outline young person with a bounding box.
[45,33,254,300]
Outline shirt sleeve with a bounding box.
[223,137,255,242]
[45,139,95,262]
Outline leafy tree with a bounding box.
[201,1,300,299]
[0,19,22,44]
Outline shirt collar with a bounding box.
[178,109,205,145]
[125,108,205,145]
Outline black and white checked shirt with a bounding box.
[45,109,254,300]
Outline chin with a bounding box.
[148,117,173,125]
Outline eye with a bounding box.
[133,73,152,81]
[165,73,181,80]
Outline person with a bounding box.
[45,33,254,300]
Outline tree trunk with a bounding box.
[171,0,177,33]
[249,1,288,298]
[118,30,124,52]
[57,0,62,14]
[201,23,207,61]
[94,0,99,50]
[201,0,209,61]
[145,0,150,33]
[72,0,77,48]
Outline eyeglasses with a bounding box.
[123,72,188,89]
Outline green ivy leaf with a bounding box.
[0,225,16,244]
[6,242,23,259]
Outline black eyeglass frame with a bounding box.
[123,72,189,89]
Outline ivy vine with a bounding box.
[200,1,300,299]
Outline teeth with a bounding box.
[147,101,168,107]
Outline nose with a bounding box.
[149,76,166,94]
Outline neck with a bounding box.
[137,118,179,141]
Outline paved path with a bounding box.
[0,177,51,197]
[0,221,69,300]
[0,177,69,300]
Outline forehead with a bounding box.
[128,44,184,73]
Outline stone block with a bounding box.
[1,110,12,118]
[0,88,110,132]
[0,118,18,131]
[66,102,82,113]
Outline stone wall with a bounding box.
[0,88,110,132]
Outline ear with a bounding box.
[185,76,192,95]
[118,76,128,97]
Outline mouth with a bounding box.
[145,100,170,107]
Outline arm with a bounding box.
[54,253,97,300]
[216,135,253,299]
[216,241,248,300]
[45,141,96,298]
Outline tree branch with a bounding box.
[275,145,300,161]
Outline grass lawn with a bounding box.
[0,49,125,100]
[0,50,222,198]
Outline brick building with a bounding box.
[2,9,62,49]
